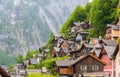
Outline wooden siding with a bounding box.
[60,67,73,75]
[73,56,104,74]
[111,29,119,37]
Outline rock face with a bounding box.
[0,0,89,56]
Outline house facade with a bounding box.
[113,44,120,77]
[55,54,105,77]
[105,24,120,40]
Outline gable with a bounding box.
[71,55,105,66]
[76,33,82,41]
[61,41,68,48]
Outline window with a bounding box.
[92,65,99,71]
[80,65,87,72]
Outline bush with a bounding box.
[27,65,35,69]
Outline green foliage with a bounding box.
[27,73,58,77]
[25,50,39,60]
[117,3,120,17]
[17,55,24,63]
[27,65,35,69]
[46,32,54,52]
[42,56,69,75]
[60,5,87,38]
[88,0,119,37]
[0,49,16,66]
[116,37,120,43]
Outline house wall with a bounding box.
[74,56,104,74]
[59,67,73,75]
[101,54,116,77]
[115,45,120,77]
[111,29,119,38]
[106,28,112,39]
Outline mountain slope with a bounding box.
[0,0,89,56]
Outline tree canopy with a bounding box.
[88,0,119,37]
[60,5,87,38]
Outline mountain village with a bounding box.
[0,0,120,77]
[0,18,120,77]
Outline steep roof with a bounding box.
[55,59,75,67]
[106,24,119,30]
[0,66,11,77]
[55,54,105,67]
[104,45,118,59]
[84,43,95,48]
[30,58,38,65]
[101,39,117,46]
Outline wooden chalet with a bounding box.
[69,43,94,58]
[0,66,11,77]
[55,54,105,77]
[60,40,79,53]
[105,24,120,40]
[51,47,66,57]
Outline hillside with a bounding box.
[0,0,89,57]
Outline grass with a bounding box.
[27,73,57,77]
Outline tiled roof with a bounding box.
[84,43,95,48]
[106,24,119,30]
[23,60,29,66]
[74,21,81,26]
[30,58,38,65]
[55,54,105,67]
[0,66,11,77]
[102,39,117,46]
[104,45,117,58]
[95,49,101,57]
[55,59,75,67]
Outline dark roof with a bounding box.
[95,49,101,57]
[104,45,118,59]
[84,43,95,48]
[55,59,75,67]
[106,24,119,30]
[112,44,119,58]
[16,64,25,69]
[101,39,117,46]
[30,58,38,65]
[0,66,11,77]
[94,43,102,48]
[55,54,105,67]
[69,48,81,53]
[23,60,29,66]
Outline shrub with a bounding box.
[27,65,35,69]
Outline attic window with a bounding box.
[80,65,87,72]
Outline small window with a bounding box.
[92,65,99,71]
[80,65,87,72]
